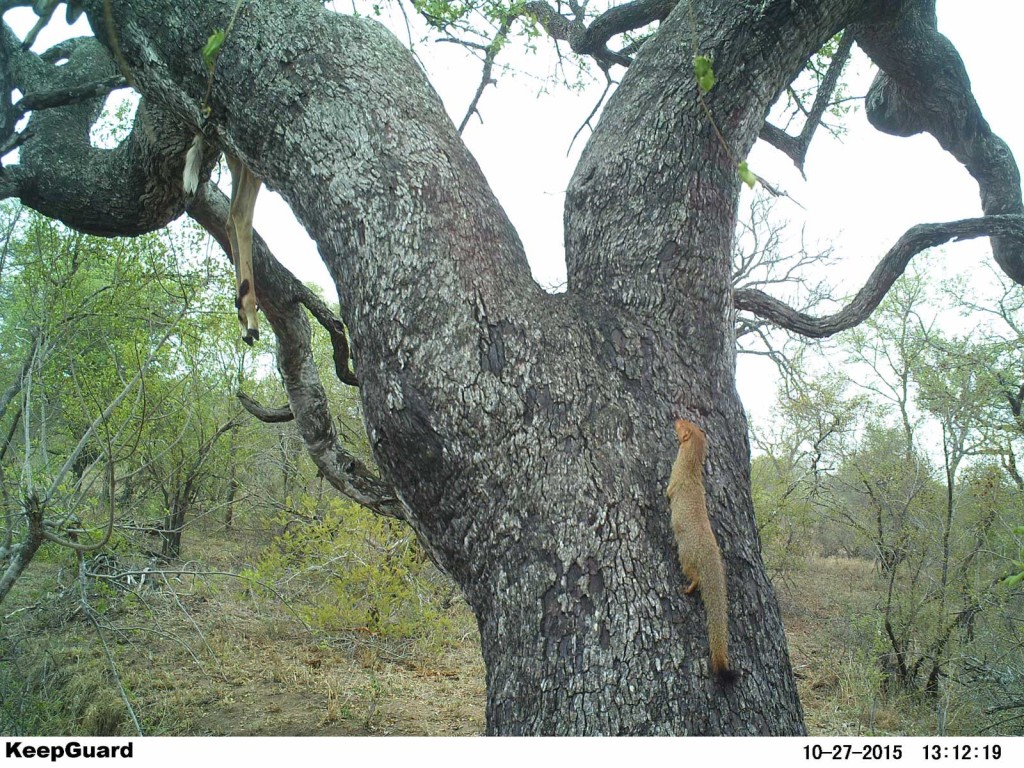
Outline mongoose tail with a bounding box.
[668,418,737,686]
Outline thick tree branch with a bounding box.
[851,2,1024,285]
[187,184,399,519]
[0,494,45,603]
[759,32,853,174]
[236,391,293,423]
[524,0,676,68]
[184,179,356,385]
[1,22,33,153]
[584,0,677,52]
[308,302,358,387]
[0,128,32,164]
[4,2,404,521]
[0,29,212,234]
[734,215,1024,338]
[14,73,127,114]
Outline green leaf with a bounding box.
[202,29,226,73]
[738,161,757,189]
[693,55,715,93]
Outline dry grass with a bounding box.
[4,599,484,736]
[0,523,486,737]
[2,532,959,736]
[778,554,940,736]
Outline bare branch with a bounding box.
[0,330,43,422]
[759,33,854,173]
[455,19,512,134]
[14,74,127,114]
[851,6,1024,284]
[732,193,830,336]
[568,68,615,154]
[583,0,678,55]
[0,405,21,465]
[751,172,805,210]
[0,128,33,164]
[735,215,1024,338]
[524,0,675,68]
[40,455,116,553]
[236,391,293,423]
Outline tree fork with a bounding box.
[7,0,1017,734]
[16,0,829,734]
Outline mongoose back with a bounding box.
[667,418,736,684]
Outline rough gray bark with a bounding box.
[2,0,1021,735]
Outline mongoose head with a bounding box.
[673,418,707,465]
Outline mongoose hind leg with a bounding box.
[682,565,700,595]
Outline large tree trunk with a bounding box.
[8,0,877,734]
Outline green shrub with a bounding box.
[243,496,459,649]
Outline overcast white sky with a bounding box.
[6,1,1024,427]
